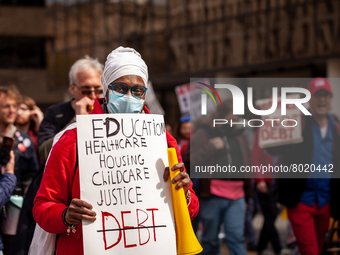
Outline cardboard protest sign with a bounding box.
[257,95,303,148]
[175,79,214,120]
[175,83,191,117]
[77,114,176,255]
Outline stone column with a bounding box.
[327,59,340,117]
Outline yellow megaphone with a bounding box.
[167,148,203,255]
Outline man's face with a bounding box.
[16,103,31,125]
[309,89,332,117]
[70,69,102,102]
[0,94,17,126]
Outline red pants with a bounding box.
[287,202,330,255]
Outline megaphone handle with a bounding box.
[167,148,203,254]
[168,147,179,170]
[168,149,185,193]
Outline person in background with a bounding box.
[32,46,199,255]
[244,180,258,252]
[190,103,251,255]
[37,55,104,164]
[8,56,104,255]
[15,96,43,154]
[0,86,38,254]
[0,87,38,191]
[0,151,17,255]
[252,129,282,255]
[174,116,191,157]
[270,77,340,255]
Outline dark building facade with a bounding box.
[1,0,339,124]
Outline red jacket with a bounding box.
[33,99,199,255]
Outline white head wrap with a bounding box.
[101,46,148,96]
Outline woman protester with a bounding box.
[32,46,199,255]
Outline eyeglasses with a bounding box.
[108,83,148,100]
[74,84,103,96]
[0,104,17,110]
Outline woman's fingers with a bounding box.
[169,162,190,194]
[71,198,94,210]
[65,199,97,225]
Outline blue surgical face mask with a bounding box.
[107,93,144,114]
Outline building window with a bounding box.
[0,0,44,6]
[0,37,46,69]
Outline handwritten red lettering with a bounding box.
[102,211,122,250]
[100,208,164,250]
[136,209,150,246]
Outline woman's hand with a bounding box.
[30,106,44,133]
[163,162,190,195]
[65,198,97,225]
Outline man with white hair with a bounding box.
[37,56,104,161]
[32,47,199,255]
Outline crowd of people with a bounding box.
[0,45,338,255]
[178,77,338,255]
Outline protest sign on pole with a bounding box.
[175,79,214,121]
[257,95,303,148]
[77,114,176,255]
[175,83,190,117]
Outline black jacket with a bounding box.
[13,129,39,190]
[37,100,75,147]
[190,124,252,201]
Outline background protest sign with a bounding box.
[175,83,191,117]
[77,114,176,255]
[175,78,214,120]
[257,94,303,148]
